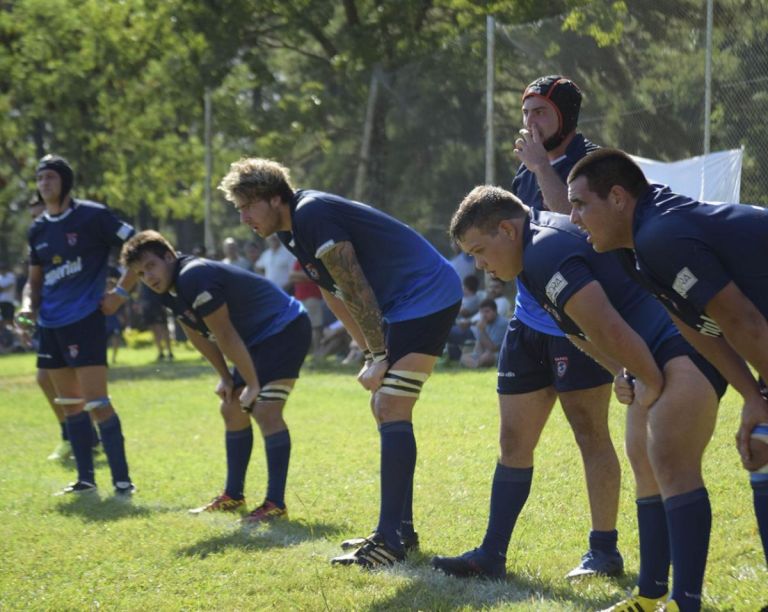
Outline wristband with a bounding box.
[113,286,129,299]
[371,350,388,364]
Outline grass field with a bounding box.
[0,346,765,611]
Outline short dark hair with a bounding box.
[450,185,528,242]
[479,298,497,311]
[567,149,650,199]
[121,230,176,268]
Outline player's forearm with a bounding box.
[670,315,760,400]
[184,324,230,380]
[587,321,661,384]
[532,165,571,214]
[320,243,386,353]
[718,312,768,387]
[215,328,259,387]
[568,335,622,375]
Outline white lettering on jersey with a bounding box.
[192,291,213,309]
[545,272,568,305]
[44,257,83,287]
[315,239,337,259]
[672,267,698,298]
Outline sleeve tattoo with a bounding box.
[320,241,386,353]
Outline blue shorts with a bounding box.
[232,313,311,389]
[497,317,612,395]
[384,301,461,365]
[37,309,107,369]
[652,335,728,399]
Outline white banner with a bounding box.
[632,148,743,203]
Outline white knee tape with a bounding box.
[256,384,292,403]
[378,370,429,398]
[84,397,111,412]
[54,397,84,406]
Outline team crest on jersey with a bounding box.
[68,344,79,359]
[555,356,569,378]
[304,263,320,281]
[52,255,62,265]
[66,232,78,246]
[672,267,698,298]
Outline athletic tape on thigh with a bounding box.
[378,370,430,398]
[54,397,84,405]
[256,384,292,403]
[84,397,111,412]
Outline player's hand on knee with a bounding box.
[358,359,388,392]
[215,377,234,403]
[634,372,663,409]
[613,370,635,405]
[736,395,768,469]
[239,384,260,413]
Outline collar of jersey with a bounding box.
[43,200,77,223]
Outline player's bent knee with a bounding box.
[378,370,429,399]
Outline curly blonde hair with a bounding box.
[217,158,294,204]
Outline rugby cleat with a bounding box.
[431,547,506,579]
[47,440,72,461]
[189,493,246,514]
[566,548,624,579]
[340,531,419,552]
[241,500,287,524]
[114,482,136,497]
[54,480,97,496]
[599,590,668,612]
[331,532,405,569]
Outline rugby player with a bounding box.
[218,158,462,568]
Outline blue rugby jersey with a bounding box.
[511,134,599,336]
[519,209,676,352]
[278,189,462,323]
[28,199,134,328]
[160,255,304,347]
[629,184,768,334]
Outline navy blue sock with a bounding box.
[98,414,131,486]
[59,421,68,441]
[264,429,291,508]
[480,463,533,561]
[589,529,618,553]
[376,421,416,551]
[665,488,711,612]
[224,427,253,500]
[636,495,670,598]
[66,412,95,484]
[751,475,768,565]
[400,476,415,539]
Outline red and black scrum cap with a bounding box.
[522,75,582,137]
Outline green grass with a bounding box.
[0,347,765,610]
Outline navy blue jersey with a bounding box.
[519,209,676,352]
[28,199,135,328]
[511,134,599,336]
[631,185,768,334]
[161,255,304,346]
[278,189,462,323]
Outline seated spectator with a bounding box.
[483,278,512,319]
[461,299,509,369]
[444,274,483,360]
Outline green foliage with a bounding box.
[0,347,766,609]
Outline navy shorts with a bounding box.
[232,313,312,389]
[497,317,613,395]
[384,301,461,365]
[652,335,728,399]
[37,309,107,369]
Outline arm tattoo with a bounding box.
[320,241,386,353]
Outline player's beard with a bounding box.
[543,131,566,151]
